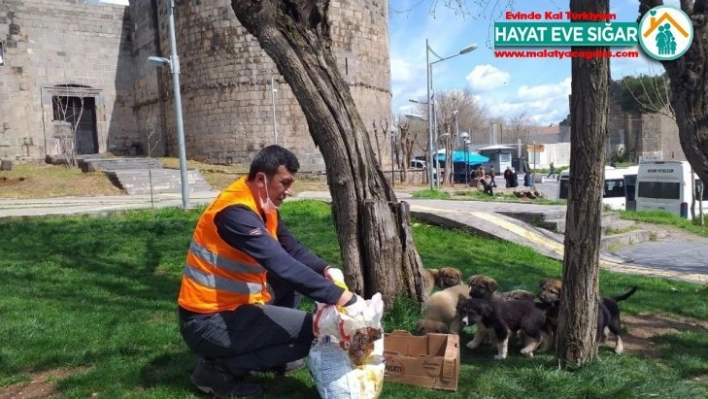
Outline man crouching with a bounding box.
[177,145,365,398]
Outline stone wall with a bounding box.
[641,110,684,161]
[0,0,136,160]
[137,0,392,171]
[128,0,166,156]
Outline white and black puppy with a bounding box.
[457,296,546,360]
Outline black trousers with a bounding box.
[179,287,311,376]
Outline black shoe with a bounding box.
[250,358,306,377]
[191,358,262,398]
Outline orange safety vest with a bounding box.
[177,176,277,313]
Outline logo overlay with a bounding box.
[493,11,641,59]
[494,22,638,47]
[638,5,693,61]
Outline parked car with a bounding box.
[410,159,437,181]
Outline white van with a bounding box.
[635,160,708,219]
[558,165,640,211]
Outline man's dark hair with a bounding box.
[247,145,300,181]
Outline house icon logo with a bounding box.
[638,5,693,61]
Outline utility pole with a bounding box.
[168,0,189,209]
[271,77,278,145]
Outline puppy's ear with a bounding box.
[467,275,479,286]
[539,278,550,288]
[485,278,499,292]
[452,268,463,282]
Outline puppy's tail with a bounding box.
[612,286,637,302]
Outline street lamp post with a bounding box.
[270,77,278,145]
[146,0,189,210]
[532,140,537,189]
[424,39,477,191]
[465,139,471,187]
[460,132,470,187]
[389,126,397,188]
[453,110,459,145]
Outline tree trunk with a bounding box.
[556,0,610,367]
[638,0,708,187]
[230,0,428,309]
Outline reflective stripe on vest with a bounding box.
[182,264,264,295]
[188,240,265,275]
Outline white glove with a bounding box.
[342,294,367,318]
[326,267,345,282]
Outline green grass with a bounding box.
[620,210,708,238]
[2,201,708,398]
[411,189,450,199]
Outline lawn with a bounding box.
[0,162,125,198]
[620,210,708,238]
[2,201,708,398]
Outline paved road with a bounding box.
[536,180,708,276]
[613,239,708,275]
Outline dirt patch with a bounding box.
[0,176,27,186]
[620,312,708,357]
[0,367,87,399]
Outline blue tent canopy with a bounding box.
[437,150,489,165]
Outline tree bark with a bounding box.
[230,0,428,309]
[638,0,708,186]
[556,0,609,367]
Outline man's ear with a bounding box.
[255,173,266,188]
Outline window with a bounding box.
[638,181,681,199]
[603,179,625,198]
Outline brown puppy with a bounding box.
[538,278,637,354]
[423,269,440,296]
[423,267,463,296]
[467,275,502,301]
[415,284,470,335]
[437,267,463,289]
[457,296,546,360]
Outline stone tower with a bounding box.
[130,0,392,171]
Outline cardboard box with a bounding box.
[382,330,460,391]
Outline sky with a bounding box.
[389,0,679,125]
[99,0,676,126]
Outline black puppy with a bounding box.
[598,286,637,354]
[537,280,637,354]
[457,296,546,360]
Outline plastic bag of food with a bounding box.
[308,292,385,399]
